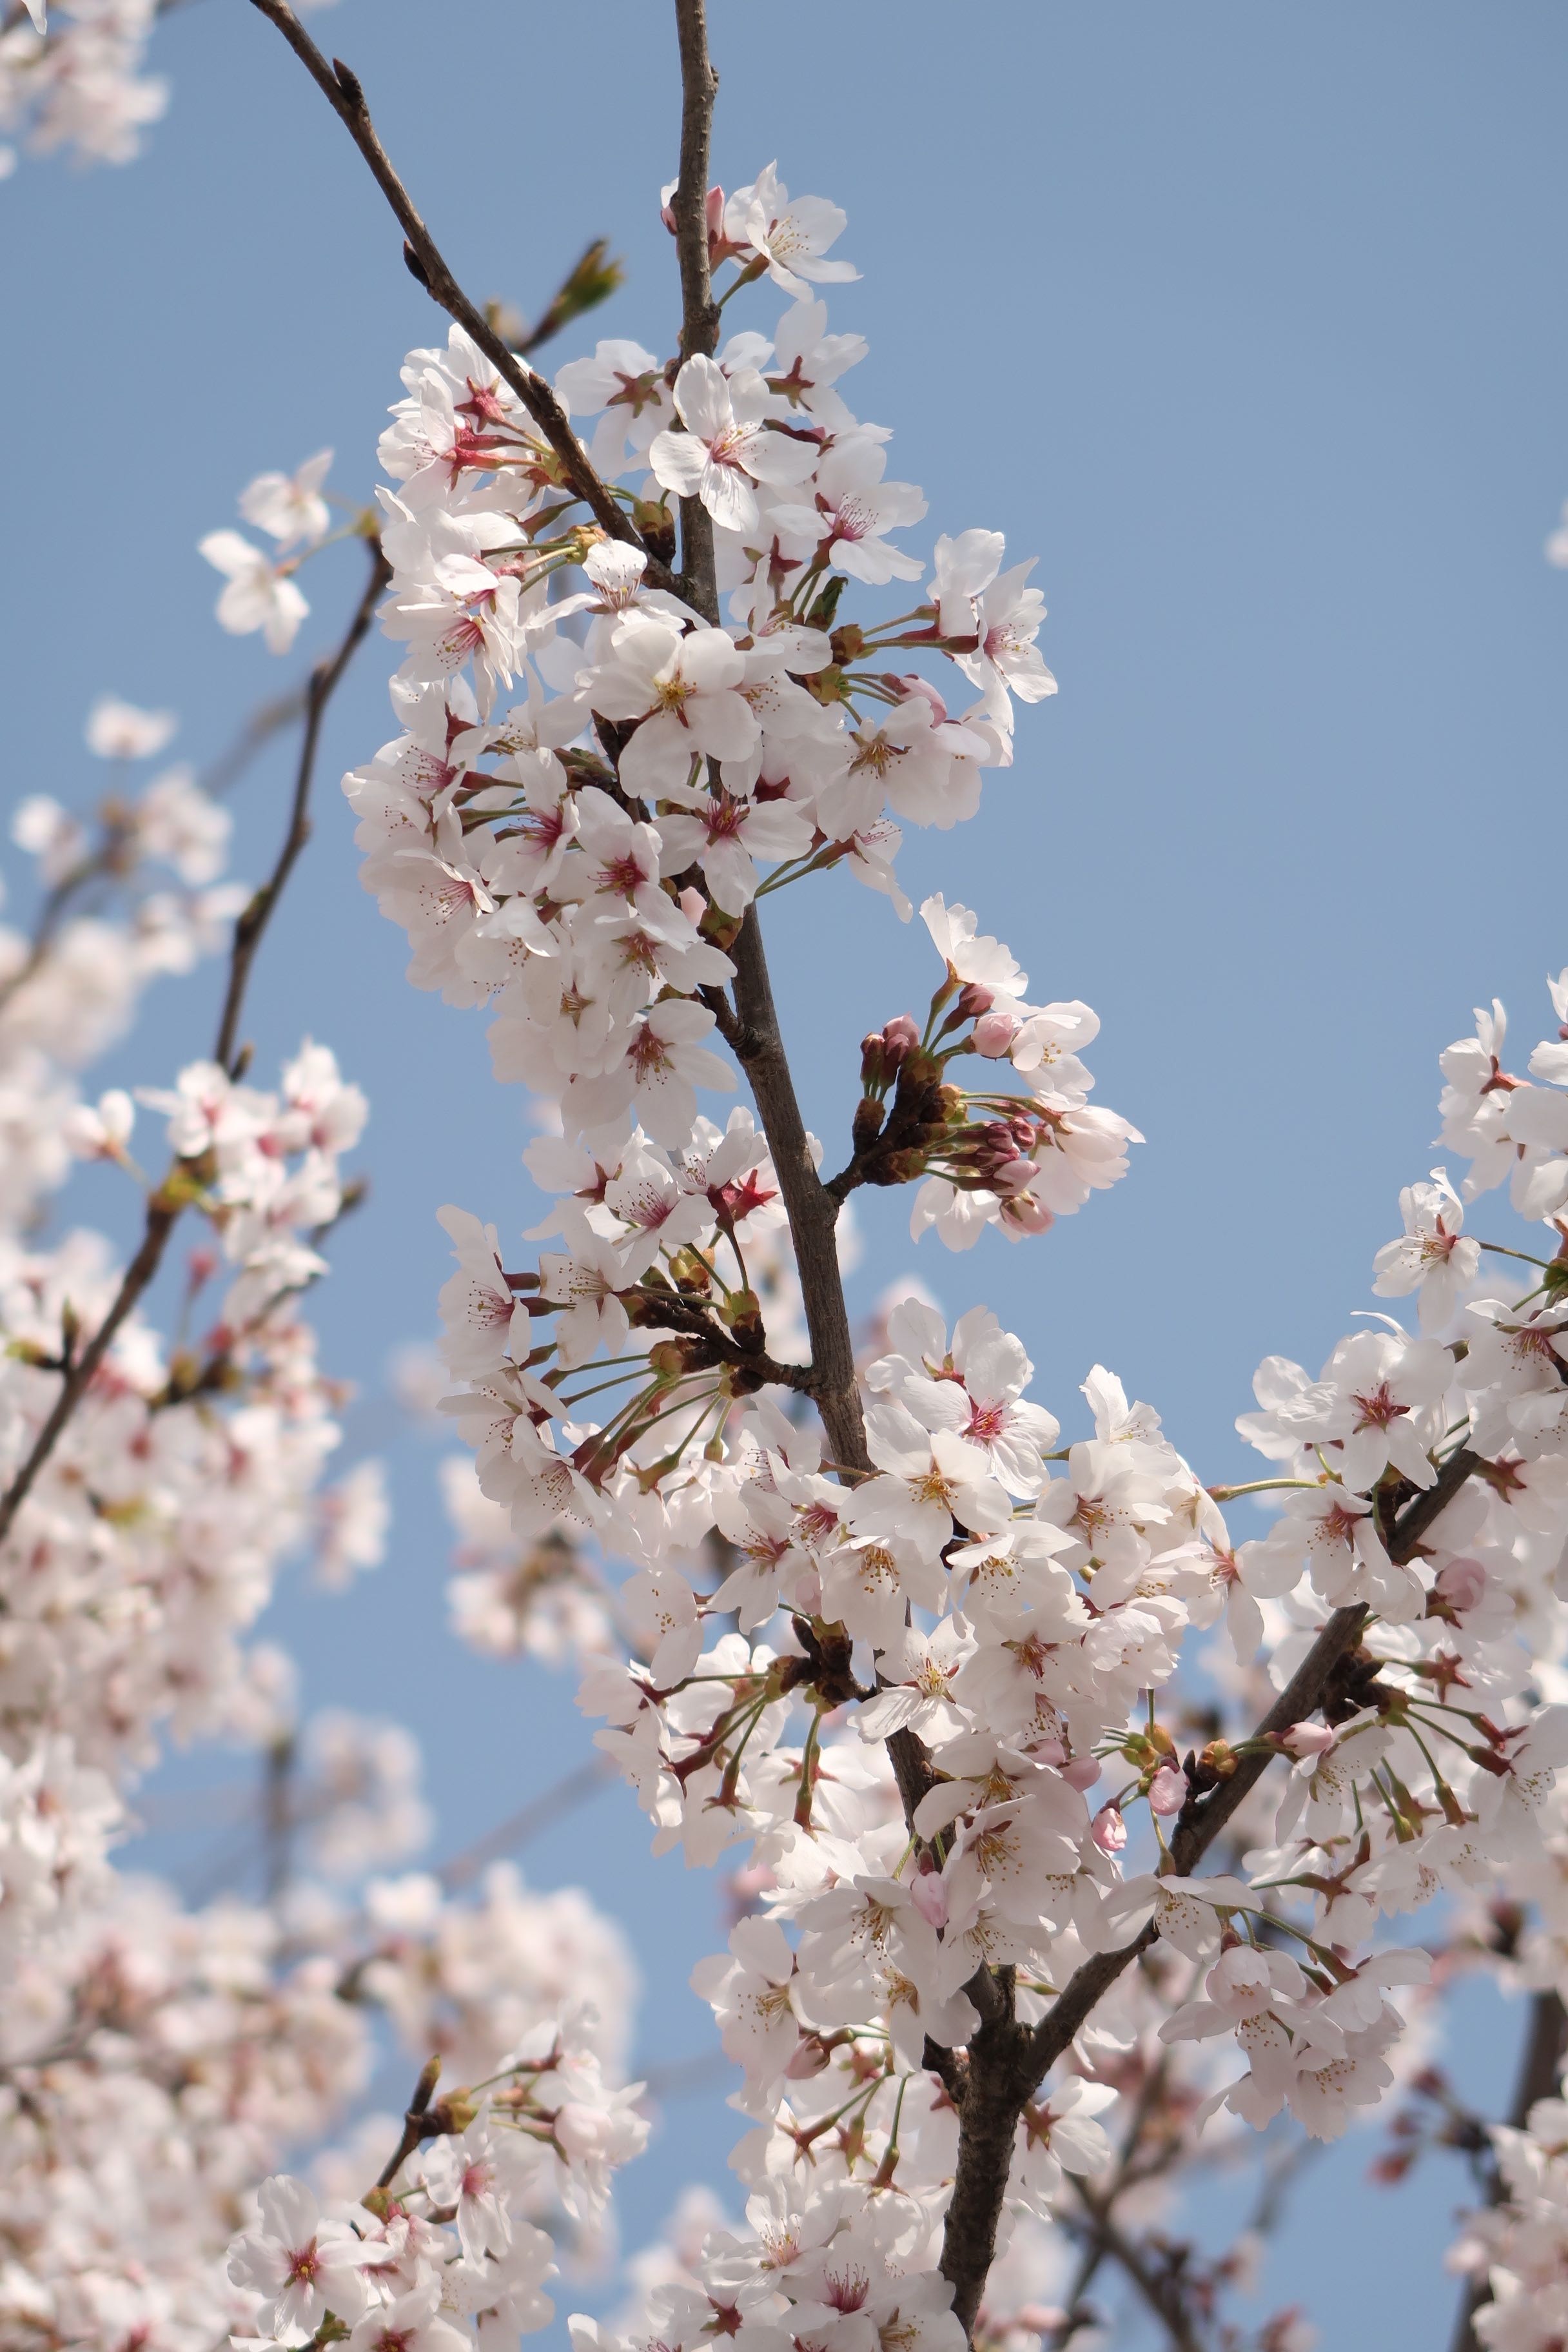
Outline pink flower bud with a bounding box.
[999,1190,1055,1237]
[910,1871,948,1930]
[972,1011,1021,1059]
[661,182,726,238]
[784,2035,830,2081]
[956,981,995,1019]
[990,1154,1041,1197]
[1149,1765,1188,1817]
[678,887,707,927]
[1436,1555,1487,1612]
[881,1013,920,1067]
[883,671,948,724]
[1061,1754,1101,1791]
[1281,1721,1337,1759]
[1091,1802,1127,1854]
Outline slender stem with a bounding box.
[375,2055,443,2191]
[0,544,387,1553]
[0,833,131,1019]
[438,1756,616,1893]
[199,682,308,799]
[215,538,389,1072]
[262,1732,297,1905]
[1067,2181,1205,2352]
[245,1,663,578]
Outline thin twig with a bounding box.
[0,814,143,1020]
[199,683,308,799]
[262,1731,298,1905]
[215,538,388,1070]
[0,542,387,1552]
[437,1755,616,1892]
[375,2055,442,2190]
[244,0,663,579]
[1067,2184,1206,2352]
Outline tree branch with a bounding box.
[244,0,661,576]
[1066,2184,1206,2352]
[215,538,388,1072]
[1449,1988,1568,2352]
[0,542,386,1552]
[936,1447,1489,2339]
[671,0,721,612]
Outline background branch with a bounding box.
[1449,1987,1568,2352]
[0,540,386,1551]
[246,0,662,577]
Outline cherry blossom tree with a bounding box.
[5,6,1568,2352]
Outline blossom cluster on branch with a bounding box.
[314,90,1568,2352]
[0,597,643,2346]
[10,5,1568,2349]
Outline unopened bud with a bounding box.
[1199,1738,1239,1779]
[882,1013,920,1068]
[909,1870,948,1930]
[999,1190,1054,1237]
[427,2090,478,2135]
[784,2034,832,2081]
[1091,1801,1127,1854]
[630,496,676,567]
[1279,1721,1336,1760]
[1437,1556,1487,1611]
[881,671,948,723]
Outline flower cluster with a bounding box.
[360,155,1568,2346]
[0,663,651,2346]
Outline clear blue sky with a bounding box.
[5,3,1567,2341]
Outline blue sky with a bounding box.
[5,1,1568,2341]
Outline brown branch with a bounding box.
[0,834,130,1020]
[1066,2184,1206,2352]
[934,1447,1489,2338]
[438,1756,616,1893]
[215,538,388,1070]
[199,681,308,799]
[663,2,867,1487]
[727,921,870,1471]
[0,544,386,1552]
[1449,1988,1568,2352]
[245,0,660,578]
[671,0,721,613]
[1044,2045,1180,2349]
[374,2055,442,2191]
